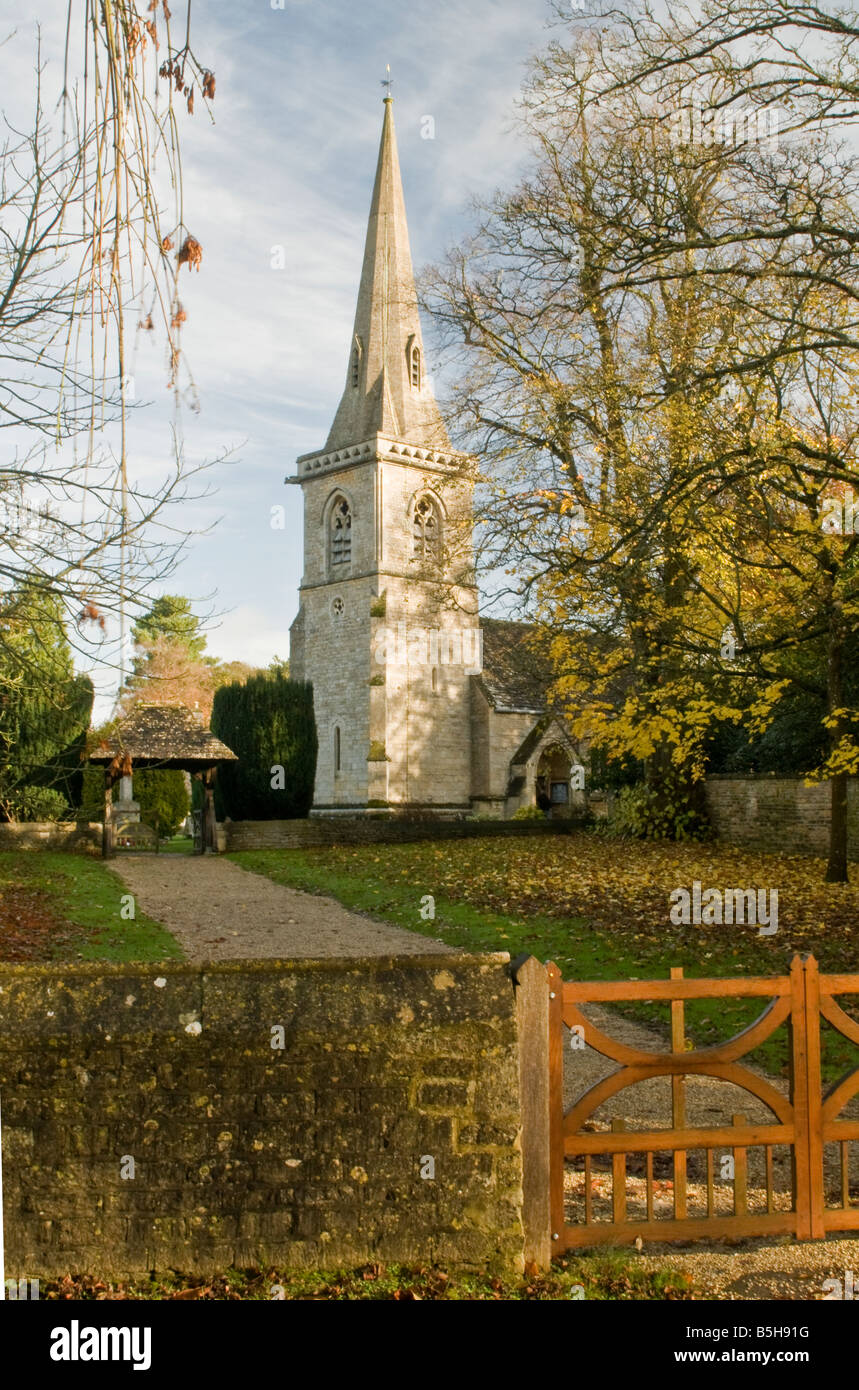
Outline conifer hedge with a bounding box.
[210,674,317,819]
[0,587,94,820]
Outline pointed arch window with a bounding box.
[412,495,440,560]
[330,496,352,567]
[351,335,363,389]
[407,337,421,389]
[334,726,341,773]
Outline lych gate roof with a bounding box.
[88,702,238,770]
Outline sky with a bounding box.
[2,0,559,719]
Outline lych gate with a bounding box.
[87,703,238,857]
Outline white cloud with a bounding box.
[4,1,550,710]
[204,603,288,669]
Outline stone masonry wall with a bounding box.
[223,817,575,852]
[0,955,526,1278]
[0,817,575,855]
[704,776,859,858]
[0,822,101,853]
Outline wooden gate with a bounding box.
[548,954,859,1247]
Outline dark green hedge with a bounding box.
[133,769,190,838]
[210,674,317,820]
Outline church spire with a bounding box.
[323,95,450,452]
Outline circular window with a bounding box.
[331,596,345,618]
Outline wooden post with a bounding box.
[203,767,216,853]
[803,955,826,1238]
[789,953,812,1238]
[547,961,565,1255]
[611,1116,627,1223]
[732,1113,748,1215]
[191,773,203,854]
[511,954,552,1269]
[102,770,114,858]
[670,966,687,1220]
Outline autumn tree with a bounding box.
[119,594,214,719]
[550,2,859,879]
[423,47,761,827]
[423,31,859,875]
[120,595,262,722]
[131,596,208,659]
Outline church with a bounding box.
[288,95,582,818]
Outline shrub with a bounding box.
[132,769,189,837]
[77,765,105,821]
[5,787,70,821]
[0,588,94,819]
[512,803,547,821]
[601,782,710,842]
[211,674,317,820]
[76,765,189,836]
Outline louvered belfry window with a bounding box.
[331,498,352,565]
[413,496,438,558]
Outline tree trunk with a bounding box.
[826,772,848,884]
[825,606,848,884]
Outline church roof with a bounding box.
[88,703,238,770]
[323,97,451,453]
[476,618,553,715]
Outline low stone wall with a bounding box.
[223,816,575,852]
[0,822,101,853]
[0,955,529,1278]
[704,776,859,858]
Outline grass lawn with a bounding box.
[230,832,859,1082]
[41,1251,699,1300]
[159,836,195,854]
[0,851,183,963]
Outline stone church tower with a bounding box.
[288,96,480,814]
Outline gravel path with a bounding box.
[635,1233,859,1299]
[108,855,449,959]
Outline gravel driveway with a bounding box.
[109,854,449,959]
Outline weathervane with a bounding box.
[381,64,393,99]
